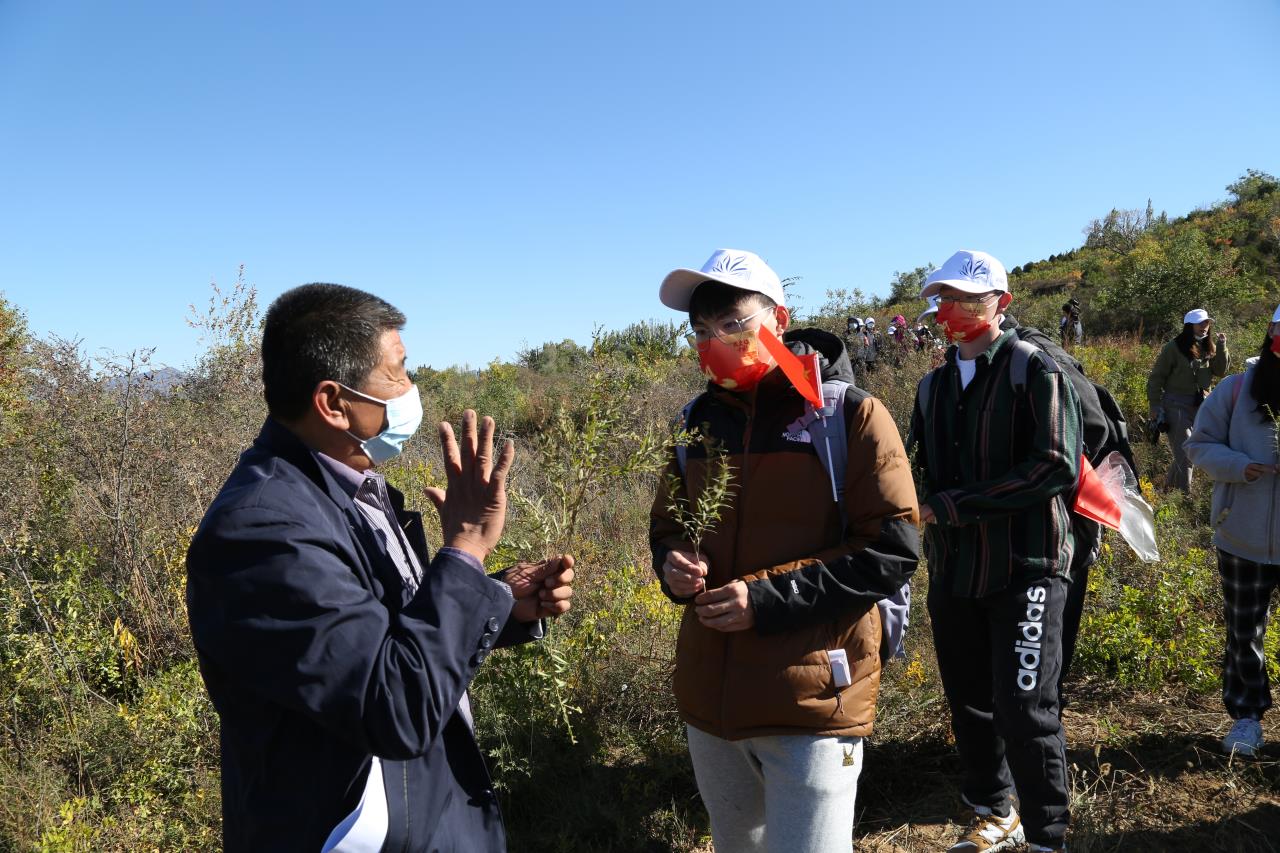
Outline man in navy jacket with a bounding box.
[186,283,574,852]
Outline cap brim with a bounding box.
[660,269,785,310]
[920,278,1004,300]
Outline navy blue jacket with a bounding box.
[187,419,530,852]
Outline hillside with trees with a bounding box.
[1,172,1278,851]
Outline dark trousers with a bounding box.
[929,575,1071,846]
[1059,560,1090,704]
[1219,549,1280,720]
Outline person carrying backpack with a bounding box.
[909,250,1082,853]
[1185,303,1280,759]
[651,248,920,853]
[1147,309,1230,492]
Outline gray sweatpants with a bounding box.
[685,725,863,853]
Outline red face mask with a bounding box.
[696,330,775,392]
[935,300,998,343]
[1270,335,1280,356]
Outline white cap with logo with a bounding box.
[1183,308,1213,325]
[920,250,1009,299]
[660,248,785,311]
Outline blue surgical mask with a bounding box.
[339,383,424,465]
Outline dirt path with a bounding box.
[855,679,1280,852]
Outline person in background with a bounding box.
[1185,303,1280,758]
[1147,308,1229,492]
[916,296,945,365]
[887,314,910,367]
[890,314,909,344]
[1059,300,1083,349]
[863,317,883,374]
[845,316,868,383]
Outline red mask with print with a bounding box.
[696,331,775,392]
[935,300,997,343]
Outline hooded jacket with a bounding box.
[1186,357,1280,565]
[650,329,919,740]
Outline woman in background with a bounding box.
[1147,308,1229,491]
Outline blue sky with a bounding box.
[2,1,1277,371]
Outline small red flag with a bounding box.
[758,325,823,408]
[1073,454,1123,530]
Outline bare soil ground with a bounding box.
[857,678,1280,852]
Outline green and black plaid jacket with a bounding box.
[908,329,1083,598]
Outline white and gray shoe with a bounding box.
[1223,717,1263,757]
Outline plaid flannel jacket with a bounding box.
[909,329,1083,597]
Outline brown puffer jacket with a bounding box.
[650,329,919,740]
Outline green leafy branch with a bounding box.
[664,433,735,570]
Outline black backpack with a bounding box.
[1007,324,1138,572]
[1005,322,1138,477]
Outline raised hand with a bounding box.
[424,409,514,563]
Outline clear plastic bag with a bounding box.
[1095,451,1160,562]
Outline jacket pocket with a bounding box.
[1212,483,1236,529]
[1216,480,1264,554]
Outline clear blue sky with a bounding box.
[2,1,1277,371]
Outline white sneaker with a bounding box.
[947,805,1025,852]
[1223,718,1263,757]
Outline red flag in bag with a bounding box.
[1073,452,1159,562]
[1073,455,1122,529]
[757,325,823,408]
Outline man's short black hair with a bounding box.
[687,281,776,324]
[261,283,406,421]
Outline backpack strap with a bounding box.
[916,369,937,421]
[1007,337,1059,394]
[806,380,851,509]
[807,380,910,661]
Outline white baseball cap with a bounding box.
[660,248,785,311]
[864,317,876,327]
[1272,303,1280,323]
[920,250,1009,299]
[1183,308,1212,325]
[917,295,940,324]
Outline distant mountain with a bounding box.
[103,364,186,395]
